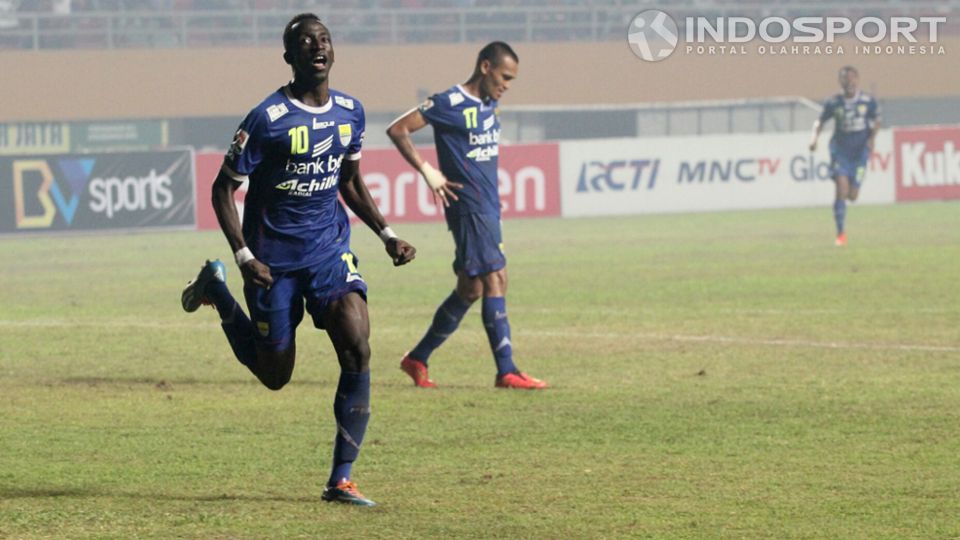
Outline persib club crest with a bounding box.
[338,124,352,146]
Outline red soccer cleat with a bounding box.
[495,371,548,390]
[835,232,847,246]
[400,353,437,388]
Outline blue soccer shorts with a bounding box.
[446,212,506,278]
[830,145,869,188]
[242,250,367,352]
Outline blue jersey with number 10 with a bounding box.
[419,85,501,217]
[222,86,365,273]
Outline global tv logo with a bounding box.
[13,158,95,228]
[628,10,679,62]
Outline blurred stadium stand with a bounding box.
[2,0,959,147]
[1,0,958,50]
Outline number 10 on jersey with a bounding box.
[288,125,309,155]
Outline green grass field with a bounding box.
[2,202,959,539]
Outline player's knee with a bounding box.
[261,371,291,391]
[338,339,371,373]
[256,349,295,390]
[481,269,508,296]
[457,288,482,304]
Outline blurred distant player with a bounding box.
[180,14,416,507]
[809,66,881,246]
[386,42,547,390]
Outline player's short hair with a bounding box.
[839,65,858,77]
[283,13,323,53]
[476,41,518,71]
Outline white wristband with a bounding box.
[234,246,255,266]
[379,226,398,245]
[419,161,446,189]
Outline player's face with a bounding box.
[287,20,334,83]
[839,70,858,96]
[480,55,518,101]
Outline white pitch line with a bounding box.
[0,320,957,353]
[523,330,960,354]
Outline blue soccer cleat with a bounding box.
[181,259,226,313]
[322,480,377,507]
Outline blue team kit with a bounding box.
[820,91,880,187]
[222,86,368,346]
[419,85,506,277]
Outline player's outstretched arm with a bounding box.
[867,118,881,152]
[212,170,273,288]
[386,108,463,207]
[338,159,416,266]
[809,119,822,152]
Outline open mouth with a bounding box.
[312,54,328,69]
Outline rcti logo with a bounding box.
[577,159,660,192]
[628,10,679,62]
[13,158,95,228]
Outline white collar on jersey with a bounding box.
[843,90,862,104]
[456,84,485,104]
[283,84,334,114]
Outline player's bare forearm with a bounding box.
[211,171,246,253]
[809,120,822,151]
[867,121,881,151]
[339,159,388,233]
[212,170,272,287]
[386,108,429,171]
[339,159,416,266]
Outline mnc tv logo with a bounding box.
[13,158,95,228]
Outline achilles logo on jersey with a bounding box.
[466,145,499,162]
[275,175,339,196]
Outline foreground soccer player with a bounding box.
[809,66,881,246]
[181,14,416,507]
[386,42,547,390]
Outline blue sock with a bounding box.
[409,291,471,364]
[205,281,258,370]
[833,199,846,234]
[482,296,517,377]
[328,371,371,487]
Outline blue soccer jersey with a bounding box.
[819,91,880,157]
[222,86,365,273]
[419,85,501,217]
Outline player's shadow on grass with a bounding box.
[59,376,498,391]
[0,486,316,504]
[57,376,338,388]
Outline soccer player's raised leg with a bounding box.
[182,261,296,390]
[320,291,375,507]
